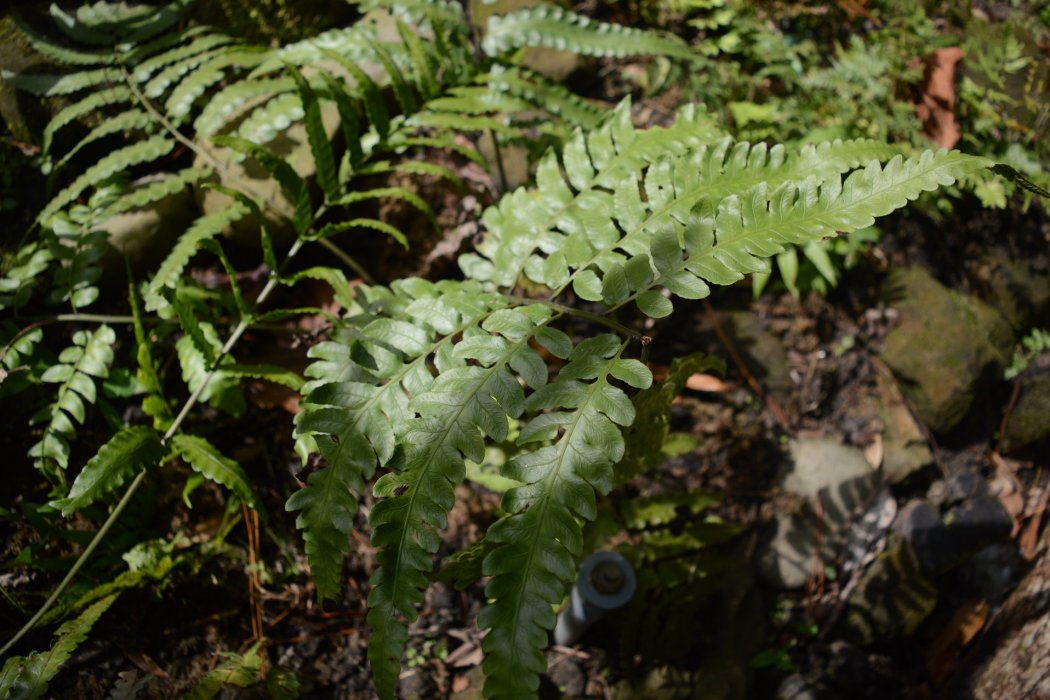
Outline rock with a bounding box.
[547,658,586,697]
[874,371,933,483]
[950,528,1050,699]
[1002,354,1050,452]
[892,492,1012,575]
[194,101,342,246]
[842,537,937,644]
[892,499,951,573]
[974,255,1050,332]
[100,174,199,274]
[880,268,1013,433]
[928,470,988,508]
[758,437,880,589]
[958,543,1022,604]
[726,311,793,402]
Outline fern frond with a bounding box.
[366,301,561,699]
[459,98,722,288]
[289,65,339,200]
[483,6,695,60]
[1,67,121,97]
[174,320,246,416]
[52,109,155,175]
[50,426,166,516]
[355,0,464,28]
[0,242,54,312]
[482,67,604,128]
[290,280,508,599]
[171,434,257,507]
[42,87,133,157]
[12,17,113,66]
[39,134,175,224]
[29,325,116,481]
[129,29,234,83]
[193,77,294,136]
[164,50,267,119]
[0,594,117,700]
[478,334,651,699]
[101,167,212,219]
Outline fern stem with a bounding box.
[506,295,640,338]
[0,469,145,658]
[2,240,306,655]
[317,238,376,284]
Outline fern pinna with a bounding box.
[289,100,1003,698]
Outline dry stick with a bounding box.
[702,300,792,433]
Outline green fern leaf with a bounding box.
[367,303,556,699]
[175,321,246,417]
[13,17,112,65]
[39,134,175,224]
[314,218,409,248]
[318,48,393,139]
[288,65,339,200]
[171,434,257,507]
[145,202,249,312]
[42,86,133,157]
[0,594,117,700]
[482,67,604,128]
[143,44,234,99]
[50,426,166,516]
[250,25,374,76]
[194,77,294,136]
[483,6,695,60]
[164,50,266,120]
[52,109,155,175]
[479,334,651,699]
[130,30,234,83]
[102,167,212,219]
[0,242,54,311]
[285,465,358,600]
[2,67,121,97]
[29,325,116,480]
[460,98,721,288]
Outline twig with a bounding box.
[997,380,1022,454]
[703,300,792,433]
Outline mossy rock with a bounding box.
[1002,354,1050,452]
[843,537,936,645]
[881,268,1014,433]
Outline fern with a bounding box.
[0,594,117,700]
[170,434,258,507]
[50,427,167,516]
[286,98,1009,696]
[482,6,696,60]
[29,325,117,484]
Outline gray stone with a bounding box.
[726,311,793,402]
[547,658,586,697]
[842,537,937,644]
[758,437,880,589]
[874,371,933,483]
[100,174,199,274]
[881,268,1014,433]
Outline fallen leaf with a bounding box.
[863,433,883,470]
[452,675,471,693]
[916,47,964,149]
[926,598,989,684]
[685,373,730,393]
